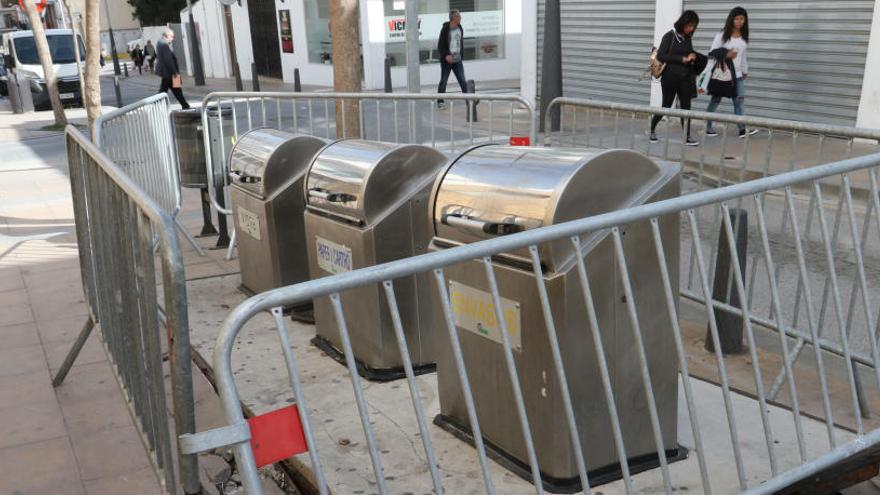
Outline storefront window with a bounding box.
[304,0,333,64]
[383,0,504,67]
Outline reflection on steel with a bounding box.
[199,91,536,259]
[430,146,681,492]
[304,139,449,380]
[228,128,327,295]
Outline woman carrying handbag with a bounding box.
[649,10,703,147]
[703,6,758,138]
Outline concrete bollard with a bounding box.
[294,68,302,92]
[705,207,748,354]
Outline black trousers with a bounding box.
[158,77,190,109]
[651,74,693,137]
[437,61,467,103]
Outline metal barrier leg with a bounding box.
[52,317,95,387]
[175,216,206,257]
[225,226,237,261]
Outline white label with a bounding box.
[237,206,261,241]
[316,236,352,274]
[448,280,521,351]
[384,11,504,44]
[60,92,75,99]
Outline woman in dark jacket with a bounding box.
[650,10,701,146]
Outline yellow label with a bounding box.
[449,280,521,351]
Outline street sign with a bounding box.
[18,0,48,13]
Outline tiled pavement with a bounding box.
[0,119,167,494]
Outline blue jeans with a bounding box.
[706,78,746,131]
[437,61,467,103]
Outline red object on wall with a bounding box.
[509,136,531,146]
[247,405,308,467]
[19,0,48,13]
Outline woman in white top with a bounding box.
[705,6,757,138]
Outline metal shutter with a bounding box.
[683,0,874,126]
[537,0,545,94]
[559,0,655,104]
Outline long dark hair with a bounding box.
[674,10,700,37]
[722,6,749,43]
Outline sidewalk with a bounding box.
[111,69,520,100]
[0,109,164,494]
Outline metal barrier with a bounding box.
[543,97,880,190]
[55,126,200,495]
[200,91,536,259]
[182,148,880,493]
[95,93,205,256]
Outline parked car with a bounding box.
[1,29,85,110]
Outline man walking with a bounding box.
[144,40,156,73]
[155,29,190,109]
[437,9,467,108]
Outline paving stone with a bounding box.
[0,321,42,349]
[30,294,88,323]
[37,317,92,344]
[59,392,134,437]
[0,367,55,406]
[45,334,105,375]
[0,436,82,494]
[83,466,164,495]
[53,361,120,406]
[0,343,48,378]
[0,398,67,449]
[0,301,34,326]
[0,287,29,308]
[70,425,151,481]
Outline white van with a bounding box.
[1,29,85,110]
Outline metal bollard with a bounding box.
[199,188,218,236]
[123,62,129,77]
[705,207,748,354]
[384,56,393,93]
[466,79,478,122]
[251,63,260,92]
[294,68,302,92]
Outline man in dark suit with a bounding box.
[155,29,190,109]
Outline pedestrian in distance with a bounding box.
[131,44,144,75]
[702,6,758,139]
[155,29,190,109]
[436,9,468,109]
[650,10,703,147]
[144,40,156,73]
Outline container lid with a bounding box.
[431,145,680,270]
[228,128,328,199]
[305,140,448,225]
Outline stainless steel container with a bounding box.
[228,128,328,295]
[304,139,449,380]
[430,146,683,492]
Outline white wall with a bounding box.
[273,0,334,87]
[651,0,682,106]
[181,0,233,80]
[230,1,254,82]
[856,0,880,129]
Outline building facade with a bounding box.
[532,0,880,128]
[181,0,524,90]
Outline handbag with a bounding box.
[172,74,182,89]
[707,61,736,98]
[648,47,666,79]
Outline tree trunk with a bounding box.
[82,0,102,137]
[22,0,68,127]
[329,0,361,139]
